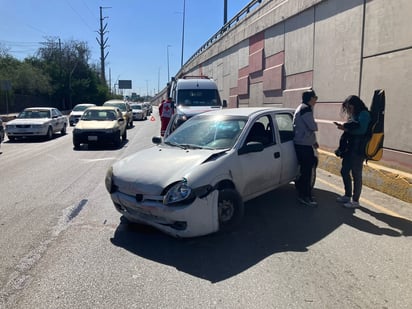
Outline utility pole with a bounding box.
[224,0,228,24]
[97,6,111,85]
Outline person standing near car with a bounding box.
[159,97,173,136]
[293,89,319,207]
[335,95,370,208]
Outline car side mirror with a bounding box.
[152,136,162,144]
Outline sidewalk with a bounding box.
[318,149,412,203]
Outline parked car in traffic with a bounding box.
[143,101,152,115]
[5,107,67,141]
[72,106,127,149]
[164,75,227,138]
[69,103,96,126]
[103,99,133,128]
[105,107,305,238]
[130,103,147,121]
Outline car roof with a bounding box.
[104,100,126,104]
[24,107,55,111]
[85,106,119,111]
[74,103,95,107]
[195,107,295,117]
[176,79,218,90]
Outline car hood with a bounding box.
[176,106,222,117]
[113,145,227,195]
[7,118,50,125]
[75,120,117,130]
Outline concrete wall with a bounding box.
[178,0,412,173]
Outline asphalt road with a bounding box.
[1,110,411,309]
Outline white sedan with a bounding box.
[6,107,68,141]
[105,107,301,238]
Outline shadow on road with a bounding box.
[110,184,411,283]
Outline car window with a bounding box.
[73,105,90,111]
[274,113,294,143]
[166,115,247,149]
[177,89,221,106]
[244,115,275,147]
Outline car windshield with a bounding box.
[82,110,116,121]
[165,115,247,150]
[18,110,51,119]
[177,89,221,107]
[104,103,126,111]
[73,105,92,111]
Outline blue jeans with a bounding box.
[340,152,365,202]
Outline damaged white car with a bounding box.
[105,107,302,238]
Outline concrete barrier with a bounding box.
[318,149,412,203]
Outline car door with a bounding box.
[273,112,299,183]
[50,109,59,131]
[236,114,282,199]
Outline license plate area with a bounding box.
[88,136,98,141]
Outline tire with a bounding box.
[45,127,53,140]
[61,124,67,135]
[122,128,127,140]
[218,189,244,231]
[114,131,121,148]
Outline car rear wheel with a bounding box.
[61,124,67,135]
[218,189,244,231]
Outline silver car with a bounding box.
[105,107,302,238]
[69,103,96,126]
[130,103,147,121]
[6,107,68,141]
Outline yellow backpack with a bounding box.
[365,89,385,162]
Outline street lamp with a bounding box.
[181,0,186,67]
[167,44,171,82]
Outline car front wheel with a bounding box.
[218,188,244,231]
[45,127,53,140]
[114,131,121,148]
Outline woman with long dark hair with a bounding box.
[335,95,370,208]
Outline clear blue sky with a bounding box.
[0,0,251,97]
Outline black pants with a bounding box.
[294,144,317,198]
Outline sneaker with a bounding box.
[336,195,351,203]
[343,201,360,208]
[298,197,318,207]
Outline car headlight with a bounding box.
[163,179,192,205]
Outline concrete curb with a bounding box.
[318,149,412,203]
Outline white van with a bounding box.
[165,75,227,136]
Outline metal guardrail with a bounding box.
[183,0,265,66]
